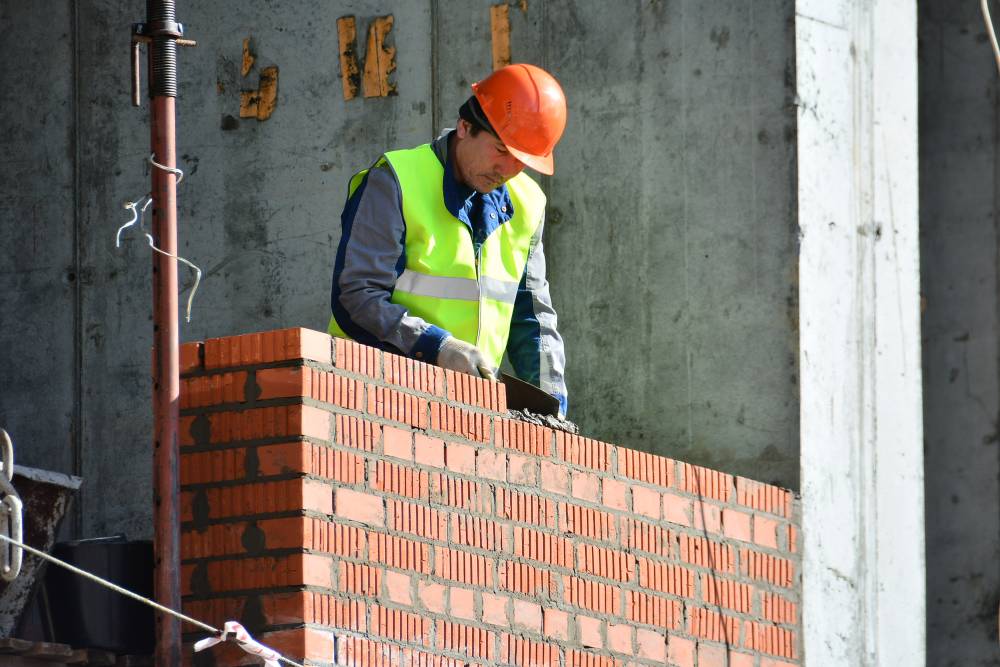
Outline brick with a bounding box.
[544,608,570,641]
[693,500,722,533]
[382,426,413,460]
[540,460,570,495]
[204,328,332,369]
[512,599,542,633]
[722,509,752,542]
[744,620,797,659]
[618,447,674,489]
[626,591,681,630]
[631,485,661,520]
[741,549,794,588]
[728,651,755,667]
[500,634,559,667]
[182,404,331,446]
[182,553,333,595]
[667,635,695,667]
[788,524,798,553]
[451,586,476,620]
[638,559,694,597]
[736,477,792,518]
[571,471,600,503]
[431,403,490,443]
[688,607,740,644]
[414,433,446,467]
[679,462,732,502]
[368,385,428,428]
[446,441,477,475]
[477,448,506,481]
[513,527,573,568]
[763,592,798,625]
[180,478,331,523]
[481,592,509,626]
[335,413,380,451]
[556,432,612,471]
[566,649,622,667]
[607,623,632,655]
[453,515,506,551]
[333,336,380,378]
[384,569,413,606]
[372,604,432,643]
[369,532,431,573]
[437,620,493,660]
[761,659,799,667]
[417,581,446,614]
[701,575,754,613]
[339,561,381,596]
[754,515,780,549]
[388,498,446,540]
[576,615,603,649]
[562,576,621,615]
[508,453,538,485]
[435,546,494,587]
[181,371,247,408]
[385,351,444,396]
[679,534,734,573]
[602,478,628,511]
[335,488,384,527]
[662,492,693,527]
[433,474,492,513]
[500,561,554,597]
[373,460,430,501]
[623,518,672,557]
[180,448,246,484]
[446,369,502,411]
[576,543,634,582]
[497,488,555,527]
[496,418,552,456]
[255,366,307,400]
[560,503,617,542]
[179,341,202,375]
[296,517,365,556]
[257,442,364,485]
[636,628,666,662]
[697,642,727,667]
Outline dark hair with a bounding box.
[458,96,498,137]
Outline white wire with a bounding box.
[0,532,305,667]
[982,0,1000,75]
[148,153,184,185]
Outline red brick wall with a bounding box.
[178,328,800,667]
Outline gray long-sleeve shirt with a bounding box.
[330,130,568,414]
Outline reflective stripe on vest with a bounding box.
[329,144,545,368]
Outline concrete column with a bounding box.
[796,1,925,664]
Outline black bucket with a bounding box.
[45,536,154,654]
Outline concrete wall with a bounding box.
[919,3,1000,664]
[796,0,925,664]
[0,0,798,541]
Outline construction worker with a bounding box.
[328,64,568,416]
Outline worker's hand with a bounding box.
[437,337,497,380]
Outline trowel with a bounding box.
[499,372,560,417]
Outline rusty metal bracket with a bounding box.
[130,22,197,107]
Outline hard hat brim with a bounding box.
[507,144,554,175]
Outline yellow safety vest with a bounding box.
[328,144,546,368]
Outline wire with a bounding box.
[0,533,304,667]
[982,0,1000,75]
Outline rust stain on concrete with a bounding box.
[240,66,278,120]
[241,37,255,77]
[490,4,512,71]
[337,16,361,100]
[362,16,396,98]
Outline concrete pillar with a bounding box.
[796,1,925,664]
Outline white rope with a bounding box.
[982,0,1000,75]
[148,153,184,185]
[0,533,304,667]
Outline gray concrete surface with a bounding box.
[920,3,1000,664]
[0,0,798,540]
[797,0,925,663]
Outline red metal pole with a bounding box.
[151,89,181,667]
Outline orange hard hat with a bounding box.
[471,64,567,175]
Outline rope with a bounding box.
[982,0,1000,75]
[0,533,304,667]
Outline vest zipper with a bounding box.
[474,246,483,347]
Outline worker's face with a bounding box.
[453,119,525,193]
